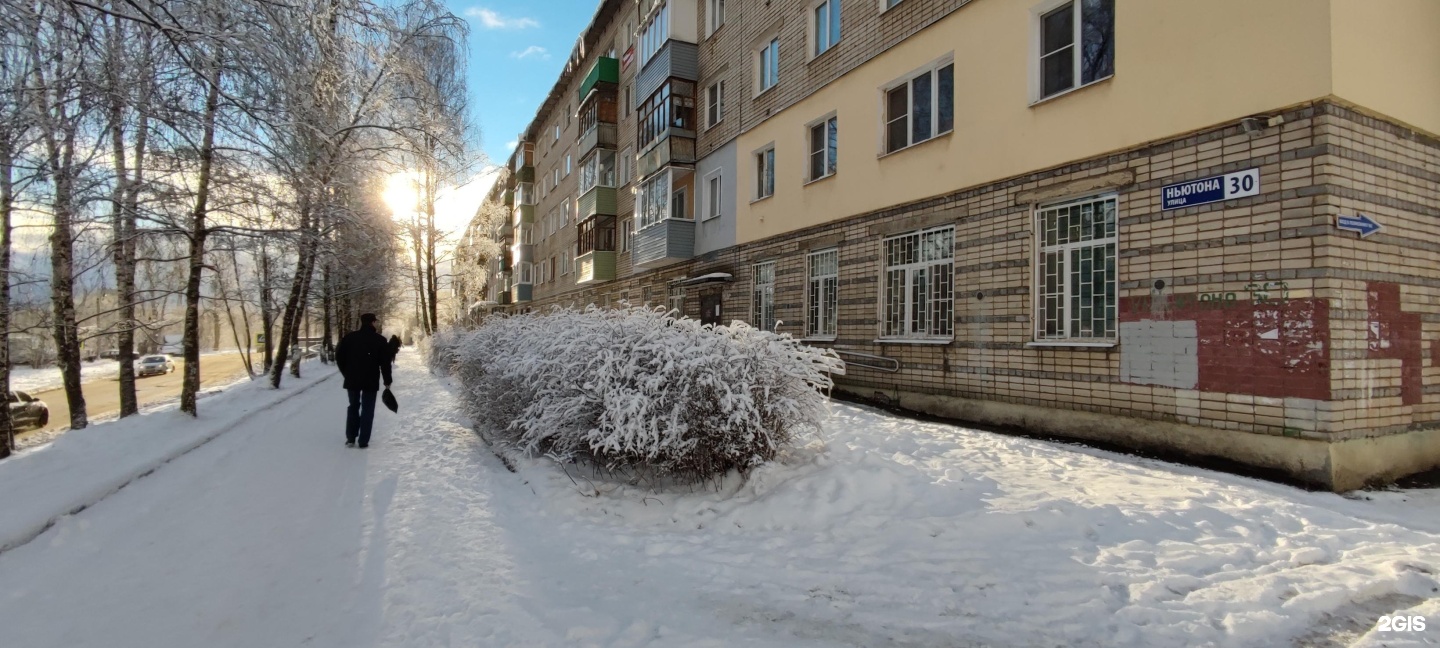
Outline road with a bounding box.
[18,353,259,442]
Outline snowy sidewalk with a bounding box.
[0,351,1437,647]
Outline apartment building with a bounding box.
[463,0,1440,490]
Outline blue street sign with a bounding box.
[1336,214,1382,237]
[1161,168,1261,210]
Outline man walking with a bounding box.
[335,313,393,448]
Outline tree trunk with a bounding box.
[107,17,147,418]
[269,204,317,388]
[259,239,274,372]
[179,59,222,416]
[228,243,254,376]
[321,258,332,363]
[50,140,86,430]
[0,141,15,456]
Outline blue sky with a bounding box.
[446,0,603,166]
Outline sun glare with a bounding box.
[381,171,423,218]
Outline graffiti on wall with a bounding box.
[1366,282,1423,406]
[1120,282,1330,400]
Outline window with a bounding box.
[757,37,779,93]
[668,284,685,316]
[565,155,572,177]
[753,261,776,332]
[637,170,686,229]
[580,149,616,195]
[882,226,954,339]
[704,171,723,220]
[884,58,954,154]
[519,223,534,245]
[671,186,687,220]
[640,1,670,67]
[706,81,725,129]
[638,80,696,150]
[624,85,632,117]
[1034,194,1117,342]
[621,217,633,252]
[755,145,775,199]
[807,249,839,338]
[619,147,633,185]
[812,0,841,57]
[1037,0,1114,100]
[707,0,725,35]
[882,0,903,9]
[554,124,561,141]
[561,250,571,276]
[553,168,560,188]
[807,115,837,181]
[517,261,533,284]
[578,216,615,254]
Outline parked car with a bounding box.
[136,354,176,377]
[8,391,49,430]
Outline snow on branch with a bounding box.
[430,305,845,484]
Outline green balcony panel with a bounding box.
[513,284,533,303]
[578,186,617,219]
[576,251,616,284]
[514,165,534,183]
[578,57,620,102]
[513,204,534,225]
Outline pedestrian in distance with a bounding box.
[335,313,394,448]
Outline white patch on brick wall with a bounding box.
[1120,320,1199,389]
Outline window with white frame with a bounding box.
[812,0,841,57]
[806,248,839,338]
[637,170,687,229]
[706,81,725,129]
[707,0,725,35]
[517,261,533,284]
[807,114,837,181]
[519,223,534,245]
[668,284,685,316]
[554,124,560,141]
[1036,0,1114,101]
[882,0,903,10]
[704,170,723,220]
[580,149,616,195]
[882,226,954,339]
[752,261,776,332]
[537,258,547,284]
[561,250,571,276]
[755,145,775,199]
[671,186,687,220]
[565,154,572,177]
[883,57,954,154]
[757,37,779,93]
[621,217,633,252]
[639,1,670,67]
[1034,194,1117,342]
[619,148,633,185]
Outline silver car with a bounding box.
[136,354,175,377]
[8,391,49,430]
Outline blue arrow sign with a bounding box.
[1336,214,1382,237]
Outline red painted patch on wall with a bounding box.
[1121,294,1330,400]
[1366,282,1423,406]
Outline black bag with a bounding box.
[381,388,398,413]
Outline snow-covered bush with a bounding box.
[445,305,844,483]
[424,327,467,376]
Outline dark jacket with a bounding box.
[336,325,394,391]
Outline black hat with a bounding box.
[360,313,377,324]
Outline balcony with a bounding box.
[511,241,533,266]
[513,283,533,303]
[578,57,619,103]
[636,41,698,101]
[632,218,695,269]
[638,137,696,179]
[513,203,534,226]
[578,186,617,220]
[579,123,617,157]
[496,290,512,306]
[576,251,616,284]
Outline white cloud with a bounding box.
[505,140,518,150]
[464,7,539,30]
[508,46,549,60]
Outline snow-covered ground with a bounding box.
[9,359,123,393]
[7,350,242,394]
[0,351,1437,647]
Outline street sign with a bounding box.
[255,333,266,344]
[1336,213,1382,237]
[1161,168,1260,210]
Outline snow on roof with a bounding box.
[679,272,734,286]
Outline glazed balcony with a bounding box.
[578,87,618,157]
[578,57,619,103]
[638,138,696,179]
[576,251,616,284]
[512,142,535,183]
[578,186,617,220]
[632,218,694,270]
[636,41,698,101]
[576,215,616,284]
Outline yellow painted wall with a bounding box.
[738,0,1337,244]
[1330,0,1440,136]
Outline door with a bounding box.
[700,292,723,326]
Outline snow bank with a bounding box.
[0,363,335,553]
[9,359,122,394]
[436,306,844,483]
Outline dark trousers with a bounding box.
[346,389,378,445]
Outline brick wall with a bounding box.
[509,101,1440,458]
